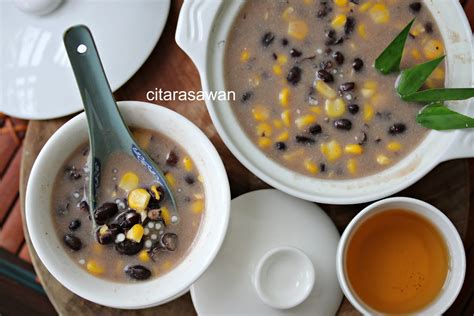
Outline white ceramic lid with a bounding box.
[0,0,170,119]
[191,189,342,315]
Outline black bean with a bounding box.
[287,66,302,85]
[344,16,355,35]
[125,265,151,280]
[96,225,114,244]
[317,2,330,18]
[350,0,360,4]
[356,131,367,145]
[262,32,275,47]
[326,36,344,46]
[333,119,352,130]
[94,202,118,225]
[184,175,195,185]
[352,58,364,71]
[348,104,360,114]
[166,151,178,166]
[320,60,334,70]
[424,22,433,33]
[320,163,326,172]
[339,82,355,92]
[161,233,178,251]
[281,38,289,46]
[116,210,141,229]
[272,53,278,60]
[308,124,322,135]
[69,219,81,231]
[332,51,344,65]
[296,135,316,145]
[290,48,302,58]
[317,69,334,83]
[241,91,253,103]
[79,201,90,213]
[115,239,144,255]
[63,234,82,251]
[109,223,123,236]
[409,2,421,13]
[275,142,287,151]
[389,123,407,135]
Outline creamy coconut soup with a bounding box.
[51,128,205,282]
[225,0,445,178]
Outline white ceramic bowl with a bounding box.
[25,101,231,309]
[336,197,466,314]
[176,0,474,204]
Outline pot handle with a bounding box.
[175,0,222,72]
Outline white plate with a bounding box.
[191,189,343,315]
[0,0,170,119]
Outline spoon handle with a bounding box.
[63,25,134,154]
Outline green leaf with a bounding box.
[375,19,415,74]
[397,55,445,96]
[402,88,474,102]
[416,102,474,130]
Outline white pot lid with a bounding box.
[0,0,170,120]
[191,189,343,315]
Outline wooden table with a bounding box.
[19,0,474,315]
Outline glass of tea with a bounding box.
[337,197,466,315]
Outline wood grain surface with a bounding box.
[19,0,474,315]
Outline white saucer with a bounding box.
[0,0,170,119]
[191,189,343,315]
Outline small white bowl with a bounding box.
[254,246,315,310]
[25,101,230,309]
[336,197,466,315]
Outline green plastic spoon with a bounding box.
[63,25,177,230]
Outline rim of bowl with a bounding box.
[336,197,466,314]
[25,101,231,308]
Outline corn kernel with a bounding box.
[138,250,150,263]
[165,173,176,188]
[252,105,270,121]
[411,48,422,60]
[345,144,363,155]
[256,122,273,137]
[86,260,104,275]
[283,149,304,161]
[369,4,390,24]
[276,131,290,142]
[387,141,402,152]
[240,48,250,62]
[295,114,316,129]
[304,159,319,174]
[410,23,425,37]
[277,54,288,65]
[161,261,173,271]
[258,137,272,148]
[424,39,444,59]
[321,140,342,161]
[126,224,144,242]
[377,154,391,165]
[273,64,282,75]
[133,130,151,149]
[249,74,261,87]
[279,88,290,106]
[150,185,161,201]
[183,156,193,172]
[281,110,291,127]
[357,24,368,39]
[431,68,445,81]
[282,6,295,21]
[361,81,377,98]
[273,119,284,129]
[288,20,308,40]
[325,98,346,118]
[309,106,322,114]
[331,14,347,29]
[364,104,374,122]
[161,207,171,225]
[347,159,357,174]
[359,1,372,12]
[119,172,139,192]
[316,81,337,99]
[128,188,151,211]
[191,199,205,213]
[334,0,348,6]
